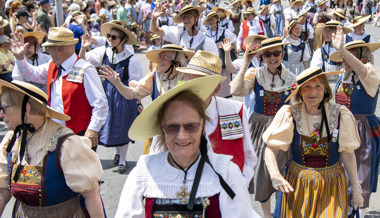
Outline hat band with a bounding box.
[297,69,323,85]
[262,39,283,48]
[186,64,220,76]
[47,38,73,43]
[162,46,184,51]
[11,82,48,104]
[346,41,365,48]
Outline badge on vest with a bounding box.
[66,67,84,83]
[219,114,244,140]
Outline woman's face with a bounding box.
[158,51,175,73]
[323,27,336,41]
[319,3,326,10]
[353,23,364,35]
[263,46,283,71]
[291,23,301,37]
[207,16,218,28]
[107,29,125,47]
[18,15,28,23]
[162,101,202,163]
[181,12,196,29]
[299,77,325,108]
[294,2,302,10]
[0,95,22,131]
[24,38,38,59]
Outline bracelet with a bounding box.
[137,103,143,107]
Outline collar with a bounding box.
[60,53,79,74]
[205,97,217,121]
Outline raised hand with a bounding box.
[152,3,164,18]
[331,25,344,51]
[243,42,256,66]
[222,38,232,52]
[10,32,28,60]
[99,65,122,85]
[81,33,92,50]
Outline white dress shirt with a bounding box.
[14,53,109,132]
[206,27,237,44]
[12,50,51,82]
[219,18,235,32]
[237,17,266,49]
[310,43,338,69]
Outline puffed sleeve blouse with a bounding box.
[263,102,360,153]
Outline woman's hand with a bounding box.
[81,33,92,50]
[332,25,344,51]
[99,65,122,85]
[242,42,256,66]
[272,176,294,193]
[351,191,364,210]
[32,10,37,19]
[222,38,232,52]
[10,32,28,60]
[152,3,164,18]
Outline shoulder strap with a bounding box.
[122,55,133,82]
[55,133,75,175]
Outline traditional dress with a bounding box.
[236,18,266,51]
[229,8,242,36]
[335,63,380,208]
[269,4,284,37]
[264,102,360,217]
[0,119,103,217]
[310,43,344,75]
[282,36,311,76]
[240,64,296,200]
[344,32,375,43]
[219,18,234,32]
[115,150,260,217]
[304,1,317,26]
[258,14,275,38]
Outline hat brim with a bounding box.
[211,7,231,17]
[298,7,311,17]
[202,12,225,25]
[250,41,295,54]
[258,5,270,14]
[285,70,343,102]
[333,10,346,19]
[23,31,45,44]
[315,24,352,35]
[146,47,195,64]
[173,7,206,24]
[241,0,255,5]
[329,42,380,62]
[42,39,79,47]
[128,75,221,140]
[291,0,306,7]
[101,23,137,45]
[229,0,241,5]
[0,80,70,121]
[348,15,371,27]
[243,35,268,48]
[176,67,227,81]
[317,0,328,6]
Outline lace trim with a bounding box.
[256,64,296,92]
[291,102,340,136]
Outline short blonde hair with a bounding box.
[1,87,46,116]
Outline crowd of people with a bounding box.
[0,0,379,217]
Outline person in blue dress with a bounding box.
[269,0,285,37]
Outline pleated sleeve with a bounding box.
[337,105,360,153]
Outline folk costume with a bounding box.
[258,5,275,38]
[211,7,235,32]
[229,0,243,36]
[236,8,265,51]
[269,1,284,37]
[345,16,374,43]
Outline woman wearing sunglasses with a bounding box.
[262,66,363,217]
[115,76,259,217]
[79,21,144,173]
[230,37,296,218]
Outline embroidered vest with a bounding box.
[47,59,93,134]
[253,80,287,116]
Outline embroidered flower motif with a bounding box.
[221,123,228,130]
[22,169,27,174]
[234,120,241,128]
[310,129,324,142]
[228,122,234,129]
[352,17,359,24]
[252,44,262,51]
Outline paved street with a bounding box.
[2,9,380,218]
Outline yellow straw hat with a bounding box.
[285,67,342,102]
[348,15,371,27]
[41,27,79,47]
[173,5,206,24]
[250,37,294,54]
[202,12,224,25]
[241,0,255,5]
[290,0,306,7]
[176,50,227,81]
[258,4,270,14]
[110,20,127,27]
[317,0,328,6]
[288,17,302,31]
[22,31,45,44]
[150,33,161,42]
[0,80,70,121]
[98,13,108,19]
[333,8,346,19]
[128,75,221,140]
[329,40,380,62]
[297,6,311,17]
[145,44,195,64]
[243,35,268,48]
[229,0,241,5]
[315,20,352,35]
[244,7,257,16]
[101,21,137,45]
[211,7,231,17]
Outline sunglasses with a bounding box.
[107,34,119,40]
[0,105,13,114]
[263,51,282,58]
[162,122,201,135]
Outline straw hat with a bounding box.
[317,0,328,6]
[202,12,224,25]
[250,37,294,54]
[0,80,70,121]
[297,6,310,17]
[128,75,221,140]
[285,67,342,102]
[101,22,137,45]
[348,15,371,27]
[146,44,195,64]
[0,17,9,29]
[109,0,116,6]
[315,20,352,35]
[244,7,257,16]
[258,4,270,14]
[173,5,206,24]
[176,50,227,81]
[70,11,82,17]
[98,13,109,20]
[241,0,255,5]
[41,27,79,47]
[150,34,161,42]
[290,0,305,7]
[130,22,138,29]
[73,0,86,8]
[211,7,231,17]
[329,40,380,62]
[110,19,127,27]
[22,31,45,44]
[333,8,346,19]
[243,35,268,48]
[229,0,241,5]
[288,17,302,31]
[271,0,280,3]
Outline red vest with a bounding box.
[208,107,245,172]
[242,20,265,51]
[47,59,93,134]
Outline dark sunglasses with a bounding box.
[162,122,201,135]
[0,105,13,114]
[263,51,282,58]
[107,34,119,40]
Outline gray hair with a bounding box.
[171,52,187,67]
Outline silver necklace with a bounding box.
[313,115,321,129]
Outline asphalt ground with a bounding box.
[2,5,380,218]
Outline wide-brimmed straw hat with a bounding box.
[150,34,161,42]
[333,8,346,19]
[109,0,116,6]
[285,67,342,102]
[244,7,257,16]
[211,7,231,17]
[101,21,137,45]
[229,0,241,5]
[173,5,206,24]
[41,27,79,47]
[0,80,70,121]
[258,4,270,14]
[329,40,380,62]
[128,75,221,140]
[110,19,127,27]
[250,37,294,54]
[176,50,227,81]
[348,15,371,27]
[22,31,45,44]
[272,0,281,3]
[98,13,109,19]
[315,20,352,35]
[297,6,311,17]
[0,17,9,29]
[202,12,224,25]
[243,35,268,48]
[241,0,255,5]
[288,17,302,31]
[317,0,328,6]
[146,44,195,64]
[290,0,305,7]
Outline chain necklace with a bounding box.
[25,120,46,164]
[268,68,280,90]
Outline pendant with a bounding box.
[25,153,31,164]
[176,185,190,204]
[270,83,275,90]
[313,121,320,129]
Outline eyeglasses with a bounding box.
[0,105,13,114]
[263,51,282,58]
[107,34,119,40]
[162,122,201,135]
